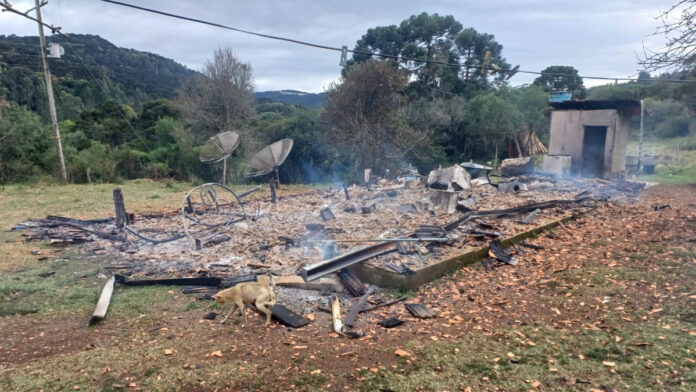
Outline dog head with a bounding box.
[212,292,225,304]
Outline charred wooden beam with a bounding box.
[269,177,277,203]
[113,274,256,288]
[113,188,128,229]
[337,269,366,297]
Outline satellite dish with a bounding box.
[199,131,240,185]
[246,138,293,185]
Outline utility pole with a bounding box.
[35,0,68,184]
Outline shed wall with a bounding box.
[548,109,629,177]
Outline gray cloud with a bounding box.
[0,0,677,92]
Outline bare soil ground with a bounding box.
[1,183,695,391]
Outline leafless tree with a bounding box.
[176,47,256,143]
[323,60,431,176]
[640,0,696,71]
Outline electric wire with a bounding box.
[101,0,696,84]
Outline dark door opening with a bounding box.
[582,126,607,177]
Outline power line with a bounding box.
[101,0,696,84]
[0,0,66,36]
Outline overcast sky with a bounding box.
[0,0,678,92]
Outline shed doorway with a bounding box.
[582,126,607,177]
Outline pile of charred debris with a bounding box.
[14,157,646,332]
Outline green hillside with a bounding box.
[0,34,195,117]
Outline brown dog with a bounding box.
[213,277,275,327]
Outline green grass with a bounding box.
[628,136,696,184]
[361,313,696,391]
[640,165,696,185]
[362,244,696,391]
[0,254,180,320]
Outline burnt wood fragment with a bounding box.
[490,240,519,265]
[204,234,230,246]
[520,241,544,250]
[320,207,335,221]
[520,208,542,224]
[202,312,218,320]
[337,269,366,297]
[378,317,404,328]
[397,203,417,214]
[344,286,375,328]
[404,303,437,319]
[361,204,377,214]
[269,304,310,328]
[395,241,408,255]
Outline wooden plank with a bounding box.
[89,275,116,326]
[343,286,375,328]
[269,304,310,328]
[404,303,437,319]
[273,275,305,285]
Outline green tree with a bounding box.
[509,85,549,138]
[346,13,508,96]
[324,60,426,178]
[0,105,52,183]
[456,28,509,88]
[533,65,587,99]
[463,92,524,164]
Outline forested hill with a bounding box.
[0,34,195,113]
[255,90,326,108]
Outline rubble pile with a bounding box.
[15,173,642,280]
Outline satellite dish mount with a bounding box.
[246,138,294,189]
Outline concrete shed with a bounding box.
[546,100,641,178]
